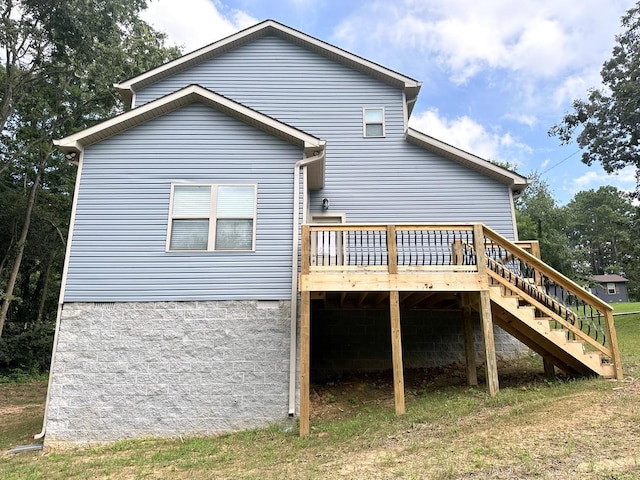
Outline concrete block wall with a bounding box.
[45,300,291,444]
[311,308,527,379]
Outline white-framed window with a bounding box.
[167,184,256,251]
[607,283,616,294]
[363,107,385,137]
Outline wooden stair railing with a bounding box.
[480,226,623,380]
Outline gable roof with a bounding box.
[54,85,326,188]
[114,19,422,112]
[406,128,529,191]
[592,274,628,283]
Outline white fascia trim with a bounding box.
[54,85,324,154]
[114,22,270,91]
[114,20,421,95]
[406,127,529,189]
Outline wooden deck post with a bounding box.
[543,357,555,379]
[461,293,478,386]
[389,290,405,415]
[479,290,499,397]
[386,225,405,414]
[301,225,310,274]
[604,309,624,380]
[299,290,311,436]
[387,225,398,274]
[473,224,499,397]
[480,290,499,397]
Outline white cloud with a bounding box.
[552,70,603,108]
[333,0,632,85]
[141,0,257,53]
[409,108,531,165]
[567,165,638,196]
[505,113,537,128]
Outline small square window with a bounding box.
[168,184,256,251]
[363,107,385,137]
[607,283,616,294]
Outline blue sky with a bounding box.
[141,0,638,204]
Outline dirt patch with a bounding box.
[308,364,640,479]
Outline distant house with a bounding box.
[41,19,621,446]
[591,274,629,303]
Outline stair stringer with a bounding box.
[488,286,615,378]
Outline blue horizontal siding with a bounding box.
[136,34,515,236]
[67,34,517,302]
[64,103,301,302]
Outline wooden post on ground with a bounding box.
[299,290,311,436]
[389,290,405,414]
[461,293,478,386]
[386,225,405,414]
[473,224,499,397]
[478,290,499,397]
[604,309,624,380]
[543,357,555,379]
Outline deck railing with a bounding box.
[302,223,622,378]
[481,226,621,378]
[305,224,478,272]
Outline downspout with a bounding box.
[34,148,84,440]
[288,149,324,416]
[508,187,519,241]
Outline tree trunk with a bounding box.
[0,162,43,338]
[0,234,15,283]
[36,253,55,326]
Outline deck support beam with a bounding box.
[461,293,478,386]
[473,224,499,397]
[479,290,499,396]
[389,290,405,415]
[299,290,311,436]
[387,225,405,415]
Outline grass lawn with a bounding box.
[612,301,640,313]
[1,314,639,479]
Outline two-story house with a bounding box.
[42,20,621,445]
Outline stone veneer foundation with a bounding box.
[45,301,292,444]
[45,301,528,444]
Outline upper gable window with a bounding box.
[363,107,385,137]
[168,184,256,251]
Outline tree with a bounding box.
[549,2,640,197]
[564,186,638,298]
[0,0,180,344]
[515,173,575,276]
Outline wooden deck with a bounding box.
[297,223,623,435]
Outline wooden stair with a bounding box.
[488,285,616,378]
